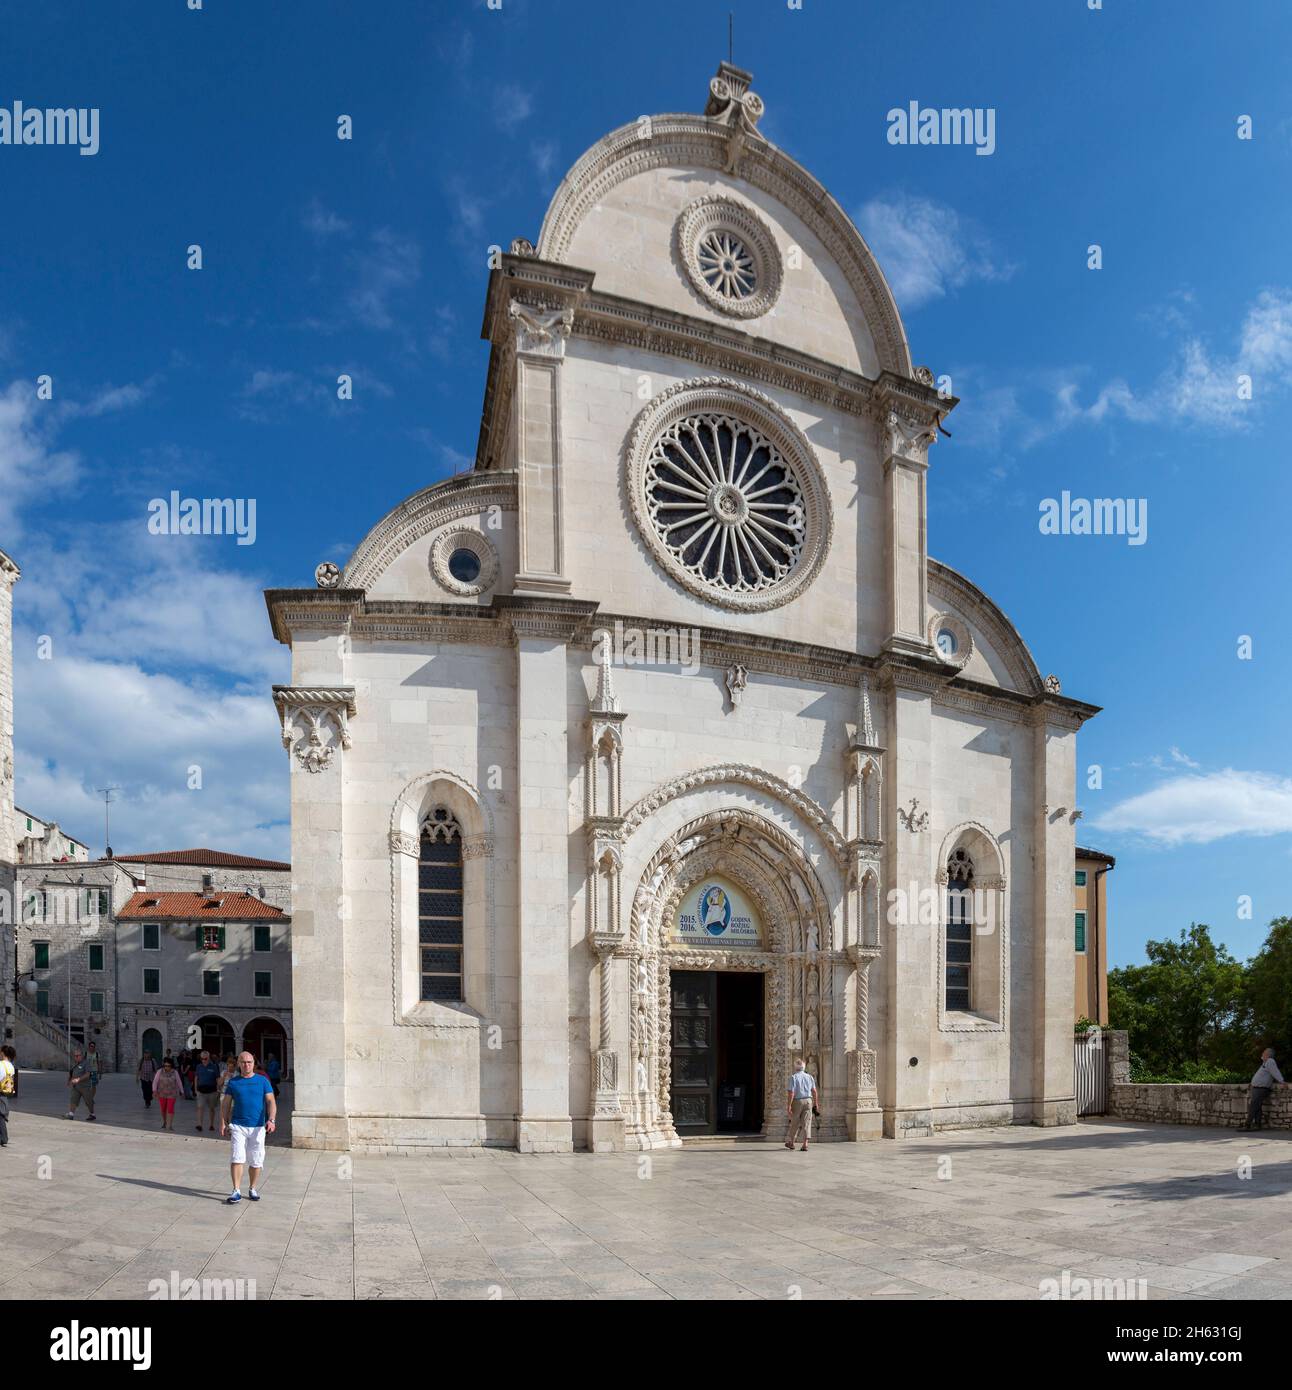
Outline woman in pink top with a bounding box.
[152,1056,183,1130]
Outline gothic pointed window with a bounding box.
[419,807,464,1001]
[946,848,974,1011]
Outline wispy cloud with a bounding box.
[0,381,80,532]
[532,139,558,184]
[303,197,352,240]
[858,192,1015,310]
[493,83,533,133]
[347,228,420,331]
[1093,768,1292,847]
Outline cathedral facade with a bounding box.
[266,65,1098,1152]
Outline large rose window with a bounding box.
[626,379,831,612]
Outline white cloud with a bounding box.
[493,83,533,133]
[1093,769,1292,846]
[303,197,351,240]
[347,228,420,330]
[532,139,558,183]
[857,192,1015,310]
[0,380,80,534]
[10,524,290,858]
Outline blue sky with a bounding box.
[3,0,1291,969]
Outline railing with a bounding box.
[14,1000,75,1055]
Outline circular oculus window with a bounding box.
[430,528,498,597]
[929,612,972,669]
[675,196,783,319]
[626,379,831,612]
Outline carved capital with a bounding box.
[273,685,357,774]
[389,830,418,858]
[461,834,494,861]
[509,300,573,358]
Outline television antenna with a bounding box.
[94,786,120,858]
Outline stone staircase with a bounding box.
[11,1001,74,1069]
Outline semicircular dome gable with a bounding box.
[536,90,912,379]
[928,559,1044,696]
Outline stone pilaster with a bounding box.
[0,549,18,871]
[273,682,356,1150]
[878,407,938,659]
[1030,704,1080,1126]
[880,667,938,1137]
[501,599,595,1152]
[511,302,573,597]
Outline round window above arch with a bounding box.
[929,612,973,670]
[675,196,784,320]
[430,527,498,598]
[625,378,833,612]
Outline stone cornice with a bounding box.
[473,256,950,474]
[494,594,601,643]
[0,547,19,583]
[263,589,364,645]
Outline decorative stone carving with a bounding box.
[913,366,936,387]
[703,61,765,173]
[509,237,535,257]
[620,762,848,864]
[508,300,573,357]
[625,378,833,613]
[1043,673,1062,694]
[724,663,748,709]
[885,409,939,462]
[389,830,418,858]
[314,561,342,589]
[897,797,930,833]
[429,527,499,598]
[273,686,357,774]
[675,195,783,319]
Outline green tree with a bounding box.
[1242,916,1292,1065]
[1108,924,1245,1074]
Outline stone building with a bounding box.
[1074,846,1115,1025]
[14,807,92,865]
[266,64,1100,1152]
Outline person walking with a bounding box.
[784,1057,818,1152]
[265,1054,281,1098]
[152,1056,183,1130]
[86,1042,101,1087]
[137,1051,158,1108]
[179,1049,196,1100]
[0,1044,16,1147]
[193,1050,221,1132]
[220,1052,276,1204]
[218,1055,238,1099]
[1239,1047,1286,1131]
[66,1048,97,1121]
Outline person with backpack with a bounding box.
[0,1044,16,1146]
[66,1048,97,1122]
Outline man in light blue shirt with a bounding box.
[785,1059,818,1151]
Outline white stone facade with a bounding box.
[268,65,1098,1152]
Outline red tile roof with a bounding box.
[117,892,288,921]
[111,849,290,870]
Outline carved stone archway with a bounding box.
[623,807,840,1149]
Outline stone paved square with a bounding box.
[2,1074,1290,1301]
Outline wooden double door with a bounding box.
[669,970,764,1135]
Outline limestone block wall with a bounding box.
[1109,1083,1291,1130]
[559,342,890,655]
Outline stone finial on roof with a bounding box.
[858,674,877,748]
[704,62,764,172]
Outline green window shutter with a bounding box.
[196,923,203,949]
[218,926,226,951]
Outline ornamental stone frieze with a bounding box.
[273,686,357,774]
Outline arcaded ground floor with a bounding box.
[1,1072,1289,1300]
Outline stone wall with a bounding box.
[1109,1082,1290,1130]
[1099,1031,1288,1129]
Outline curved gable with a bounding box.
[537,71,911,380]
[928,560,1044,696]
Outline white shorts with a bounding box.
[228,1124,266,1168]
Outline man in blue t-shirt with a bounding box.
[219,1052,277,1204]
